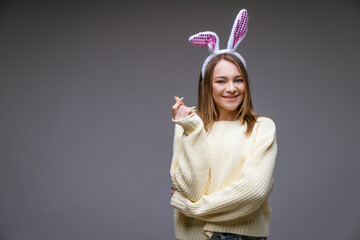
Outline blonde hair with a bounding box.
[197,53,258,137]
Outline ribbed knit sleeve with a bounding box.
[170,117,277,222]
[170,113,211,202]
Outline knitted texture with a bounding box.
[170,113,278,240]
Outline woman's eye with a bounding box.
[217,80,224,83]
[235,79,243,82]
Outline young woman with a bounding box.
[169,9,278,240]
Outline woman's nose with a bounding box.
[226,82,236,92]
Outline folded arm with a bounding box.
[170,118,278,222]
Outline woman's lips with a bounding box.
[222,95,239,101]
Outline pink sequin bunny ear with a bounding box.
[227,9,248,51]
[188,9,249,78]
[189,31,219,53]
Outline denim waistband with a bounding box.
[210,232,267,240]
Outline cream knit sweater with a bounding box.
[170,112,278,240]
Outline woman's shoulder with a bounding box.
[255,116,276,132]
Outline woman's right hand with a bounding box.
[172,96,196,121]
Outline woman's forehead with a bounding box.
[213,60,243,78]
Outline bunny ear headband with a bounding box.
[189,9,248,78]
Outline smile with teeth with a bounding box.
[223,95,239,99]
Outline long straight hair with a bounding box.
[197,53,258,137]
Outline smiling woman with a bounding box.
[198,53,257,136]
[211,59,245,121]
[170,9,277,240]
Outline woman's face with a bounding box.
[211,59,245,118]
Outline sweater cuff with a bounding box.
[172,113,203,136]
[170,190,190,213]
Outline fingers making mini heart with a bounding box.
[172,96,184,119]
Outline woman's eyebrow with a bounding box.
[214,76,227,80]
[214,75,243,80]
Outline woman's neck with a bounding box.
[217,111,239,121]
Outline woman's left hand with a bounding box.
[171,187,176,196]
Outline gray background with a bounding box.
[1,0,359,239]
